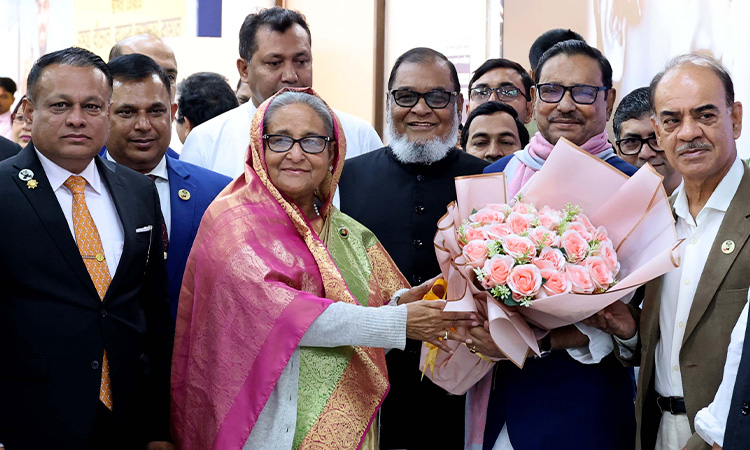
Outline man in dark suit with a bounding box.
[103,54,231,319]
[339,47,488,449]
[0,48,173,449]
[0,135,21,160]
[594,53,749,450]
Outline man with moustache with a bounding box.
[614,87,682,195]
[180,6,382,181]
[103,54,230,320]
[477,40,637,450]
[339,47,488,449]
[596,53,750,450]
[0,47,173,449]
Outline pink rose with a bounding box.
[506,212,532,234]
[538,206,563,230]
[528,226,560,247]
[463,240,489,268]
[533,247,567,271]
[512,202,537,215]
[573,213,595,232]
[507,264,542,298]
[540,268,572,295]
[586,256,615,290]
[561,230,590,263]
[593,226,614,248]
[464,226,485,242]
[471,208,505,224]
[485,203,512,215]
[481,255,516,288]
[483,223,513,240]
[502,234,537,259]
[592,242,620,275]
[565,264,595,294]
[565,221,593,241]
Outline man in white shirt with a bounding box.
[0,47,173,449]
[593,53,750,450]
[180,6,382,180]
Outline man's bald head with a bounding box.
[110,34,178,101]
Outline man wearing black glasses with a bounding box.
[478,40,638,450]
[614,86,682,195]
[466,58,534,124]
[339,47,487,450]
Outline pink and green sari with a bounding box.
[170,88,408,450]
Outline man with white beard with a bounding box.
[339,47,488,450]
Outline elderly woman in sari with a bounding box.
[171,88,475,450]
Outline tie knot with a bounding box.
[64,175,87,194]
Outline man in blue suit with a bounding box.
[104,54,231,320]
[476,41,637,450]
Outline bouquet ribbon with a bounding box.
[421,278,448,380]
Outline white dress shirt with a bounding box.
[655,157,744,398]
[106,153,171,237]
[181,102,383,178]
[37,149,124,277]
[694,298,749,447]
[179,101,383,208]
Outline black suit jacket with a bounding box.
[0,135,21,161]
[0,146,173,449]
[340,147,488,449]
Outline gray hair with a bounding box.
[264,91,334,138]
[649,53,734,112]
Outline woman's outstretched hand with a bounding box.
[405,300,478,353]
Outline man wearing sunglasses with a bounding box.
[614,87,682,195]
[339,47,487,450]
[478,40,638,450]
[467,58,533,123]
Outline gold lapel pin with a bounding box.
[721,240,735,254]
[178,189,191,201]
[27,179,38,189]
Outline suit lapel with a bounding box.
[96,157,137,304]
[11,146,100,300]
[165,157,196,282]
[683,167,750,344]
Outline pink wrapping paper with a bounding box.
[422,137,682,394]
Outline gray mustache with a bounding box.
[676,141,711,152]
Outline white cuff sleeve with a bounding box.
[566,322,614,364]
[614,331,639,360]
[300,302,408,350]
[695,406,723,446]
[389,288,411,306]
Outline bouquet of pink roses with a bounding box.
[421,138,683,394]
[460,201,620,307]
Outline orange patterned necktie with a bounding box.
[64,175,113,410]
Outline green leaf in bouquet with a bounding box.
[472,208,478,215]
[487,240,503,257]
[490,285,518,306]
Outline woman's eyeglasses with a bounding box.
[263,134,332,154]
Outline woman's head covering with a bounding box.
[171,88,388,450]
